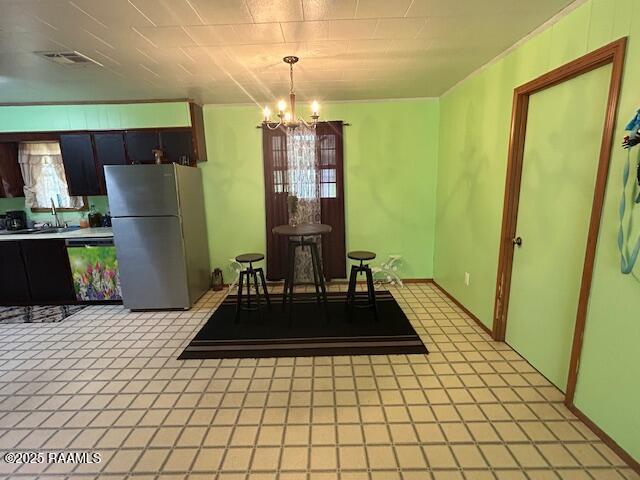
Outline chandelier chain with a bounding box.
[289,62,294,94]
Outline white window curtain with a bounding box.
[286,126,322,282]
[18,142,83,209]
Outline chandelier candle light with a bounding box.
[261,56,320,130]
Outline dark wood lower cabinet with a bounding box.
[21,239,75,304]
[0,241,31,305]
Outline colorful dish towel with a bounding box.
[0,305,85,324]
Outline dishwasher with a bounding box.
[66,238,122,301]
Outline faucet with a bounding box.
[50,198,62,228]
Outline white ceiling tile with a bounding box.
[355,0,414,19]
[65,0,156,27]
[126,0,203,26]
[91,49,124,67]
[184,25,236,46]
[346,39,388,55]
[187,0,253,24]
[406,0,571,18]
[280,21,328,42]
[245,0,304,23]
[232,23,285,44]
[374,18,427,39]
[301,40,349,58]
[185,24,284,46]
[281,19,378,42]
[326,19,379,40]
[134,26,198,48]
[385,38,431,53]
[43,28,124,54]
[0,31,67,54]
[177,45,219,63]
[223,43,303,68]
[404,0,430,18]
[0,0,576,103]
[2,0,101,33]
[302,0,357,20]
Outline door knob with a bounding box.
[513,236,523,247]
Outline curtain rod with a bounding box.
[255,123,351,129]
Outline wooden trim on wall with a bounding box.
[436,280,639,473]
[189,102,207,163]
[432,281,493,336]
[568,404,640,473]
[492,38,627,405]
[0,132,61,143]
[30,196,89,213]
[0,126,192,142]
[0,98,192,107]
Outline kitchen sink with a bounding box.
[1,226,82,235]
[31,226,81,234]
[0,228,41,235]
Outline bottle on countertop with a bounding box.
[79,212,89,229]
[102,210,112,227]
[88,204,103,228]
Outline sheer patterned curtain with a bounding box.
[286,126,321,282]
[18,142,83,209]
[287,125,321,221]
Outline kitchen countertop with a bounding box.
[0,227,113,241]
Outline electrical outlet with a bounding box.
[464,272,470,286]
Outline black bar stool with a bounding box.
[282,237,329,326]
[346,250,378,320]
[235,253,270,322]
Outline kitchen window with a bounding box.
[18,141,86,211]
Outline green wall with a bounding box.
[0,102,190,132]
[199,99,440,280]
[434,0,640,460]
[0,102,191,224]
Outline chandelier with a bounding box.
[261,56,320,130]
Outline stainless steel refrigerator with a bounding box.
[105,164,210,310]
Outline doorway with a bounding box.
[493,39,627,404]
[505,64,611,392]
[262,121,346,281]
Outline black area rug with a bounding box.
[0,305,86,324]
[179,291,428,359]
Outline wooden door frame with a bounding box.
[492,38,627,406]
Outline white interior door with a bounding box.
[505,65,611,392]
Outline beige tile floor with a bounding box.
[0,283,636,479]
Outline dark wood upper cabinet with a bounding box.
[0,142,25,198]
[0,241,31,305]
[125,131,161,164]
[1,112,208,198]
[59,133,101,196]
[161,130,194,165]
[94,132,128,194]
[21,239,75,304]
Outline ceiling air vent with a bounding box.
[34,51,103,67]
